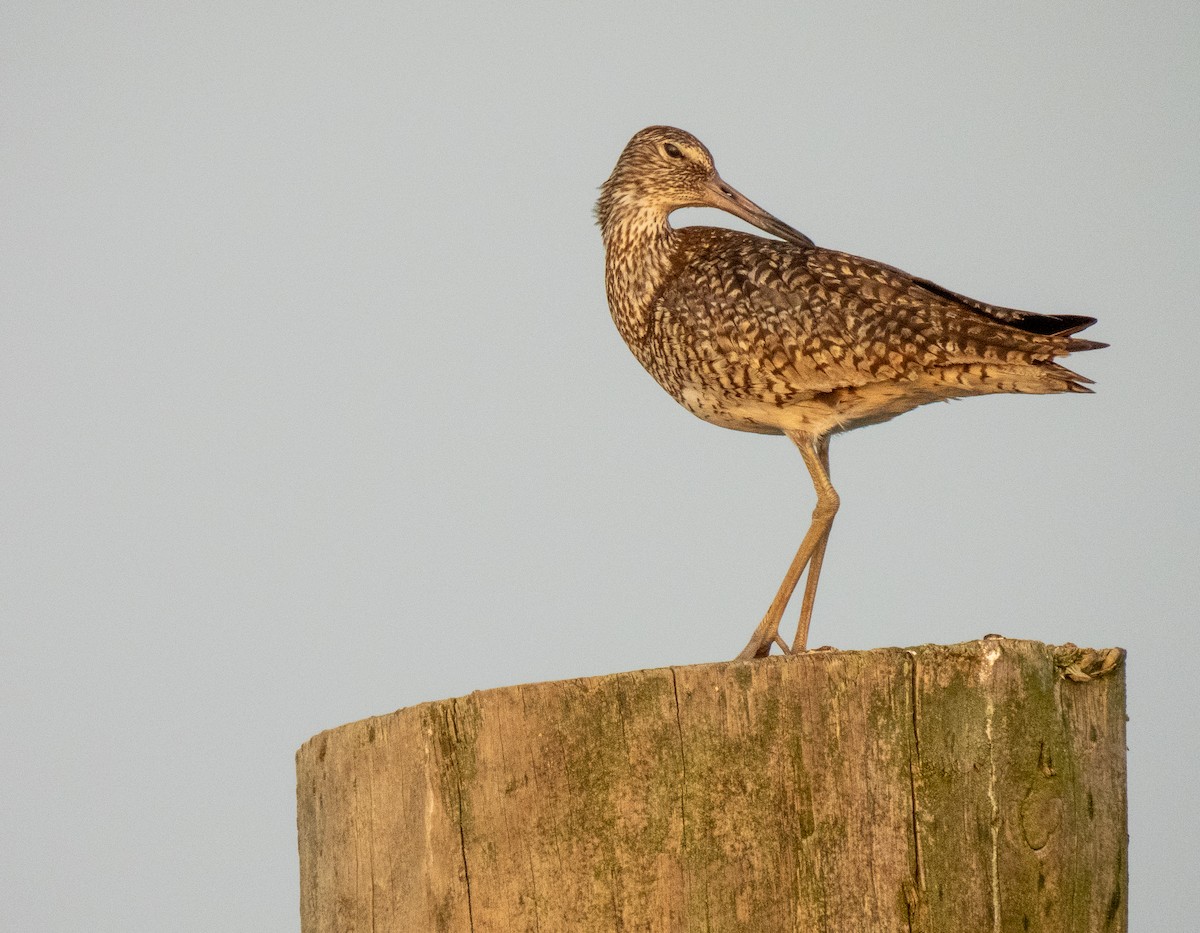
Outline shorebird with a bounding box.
[596,126,1104,660]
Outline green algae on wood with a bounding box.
[297,639,1127,933]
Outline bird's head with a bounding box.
[596,126,813,247]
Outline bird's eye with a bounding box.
[663,143,684,159]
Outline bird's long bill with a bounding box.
[705,177,815,248]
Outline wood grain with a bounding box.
[296,640,1126,932]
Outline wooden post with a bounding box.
[296,639,1126,932]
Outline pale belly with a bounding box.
[676,378,966,438]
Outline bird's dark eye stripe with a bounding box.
[664,143,684,159]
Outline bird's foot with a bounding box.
[734,632,793,661]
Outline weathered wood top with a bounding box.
[297,639,1126,933]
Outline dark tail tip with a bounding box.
[1051,314,1100,337]
[1068,337,1109,352]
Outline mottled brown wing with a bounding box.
[649,238,871,400]
[906,273,1097,335]
[805,248,1106,350]
[653,230,1088,401]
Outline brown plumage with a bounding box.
[596,126,1105,659]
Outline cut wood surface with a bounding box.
[296,639,1126,932]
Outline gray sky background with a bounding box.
[3,2,1197,929]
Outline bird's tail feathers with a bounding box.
[1064,336,1108,353]
[1035,360,1095,394]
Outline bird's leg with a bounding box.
[791,437,836,653]
[734,525,822,660]
[735,434,839,660]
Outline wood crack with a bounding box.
[906,650,923,930]
[669,667,688,896]
[449,700,476,932]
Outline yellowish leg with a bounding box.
[792,437,835,653]
[735,434,839,660]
